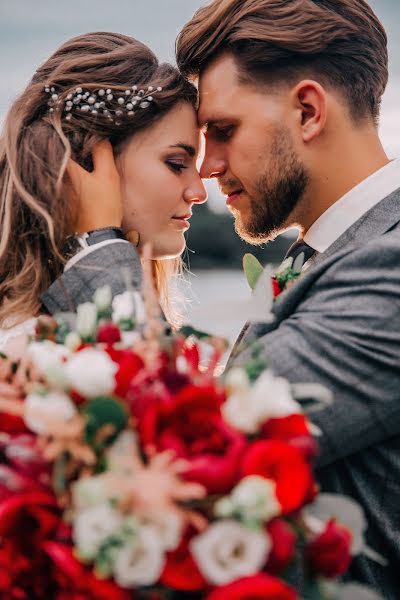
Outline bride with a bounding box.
[0,31,207,354]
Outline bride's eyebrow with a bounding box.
[169,143,196,157]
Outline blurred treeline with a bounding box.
[184,204,295,270]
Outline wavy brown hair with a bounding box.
[176,0,388,123]
[0,32,197,326]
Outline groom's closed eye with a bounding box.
[205,124,235,142]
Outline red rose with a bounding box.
[261,415,318,462]
[241,440,313,514]
[160,528,207,592]
[207,574,297,600]
[266,519,297,574]
[306,519,352,578]
[139,384,247,494]
[96,323,121,344]
[271,277,283,298]
[106,346,144,397]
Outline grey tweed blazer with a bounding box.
[41,242,143,314]
[229,189,400,599]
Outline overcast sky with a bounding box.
[1,0,399,207]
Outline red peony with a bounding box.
[160,528,208,592]
[266,519,297,574]
[139,384,247,494]
[96,322,121,344]
[207,574,298,600]
[306,519,352,578]
[241,440,313,514]
[106,346,144,397]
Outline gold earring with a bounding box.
[125,229,140,247]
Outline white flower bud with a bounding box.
[76,302,97,339]
[65,348,118,398]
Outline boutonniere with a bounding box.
[244,252,306,299]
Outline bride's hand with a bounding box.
[67,139,122,233]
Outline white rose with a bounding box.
[72,475,109,510]
[73,503,122,560]
[24,390,77,434]
[113,524,165,587]
[28,340,71,374]
[93,286,113,313]
[76,302,97,339]
[223,369,301,434]
[215,475,281,524]
[190,520,271,586]
[65,348,118,398]
[112,291,145,325]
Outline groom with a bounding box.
[42,0,400,595]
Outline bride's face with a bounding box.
[118,102,207,259]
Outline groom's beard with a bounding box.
[233,129,309,244]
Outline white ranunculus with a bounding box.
[65,348,118,398]
[93,285,113,313]
[24,390,77,434]
[190,520,271,586]
[73,503,122,560]
[223,369,302,434]
[112,291,145,325]
[215,476,281,524]
[76,302,98,339]
[113,524,165,587]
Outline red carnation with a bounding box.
[207,574,298,600]
[139,384,246,494]
[96,322,121,344]
[306,519,352,578]
[106,346,144,397]
[160,528,207,592]
[241,440,313,514]
[266,519,297,574]
[261,415,318,462]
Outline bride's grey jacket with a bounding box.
[42,190,400,598]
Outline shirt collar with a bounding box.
[304,158,400,253]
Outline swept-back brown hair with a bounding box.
[176,0,388,123]
[0,32,197,327]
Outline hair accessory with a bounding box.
[44,84,163,125]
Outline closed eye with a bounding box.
[208,125,234,142]
[166,161,188,173]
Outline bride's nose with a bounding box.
[184,179,208,204]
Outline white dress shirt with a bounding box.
[304,158,400,253]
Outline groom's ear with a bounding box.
[291,80,327,144]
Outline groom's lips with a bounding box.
[225,189,243,206]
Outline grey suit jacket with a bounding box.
[41,242,143,314]
[229,189,400,598]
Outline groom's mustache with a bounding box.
[218,179,244,196]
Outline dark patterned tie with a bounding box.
[284,239,316,263]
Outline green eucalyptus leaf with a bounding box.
[243,254,264,290]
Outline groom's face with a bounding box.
[198,54,309,243]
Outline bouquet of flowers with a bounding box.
[0,267,383,599]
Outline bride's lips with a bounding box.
[226,189,243,206]
[171,213,192,229]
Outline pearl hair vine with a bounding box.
[44,84,163,125]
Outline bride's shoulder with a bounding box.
[0,318,37,359]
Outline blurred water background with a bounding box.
[1,0,399,347]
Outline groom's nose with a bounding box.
[200,148,227,179]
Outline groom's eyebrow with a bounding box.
[169,143,196,157]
